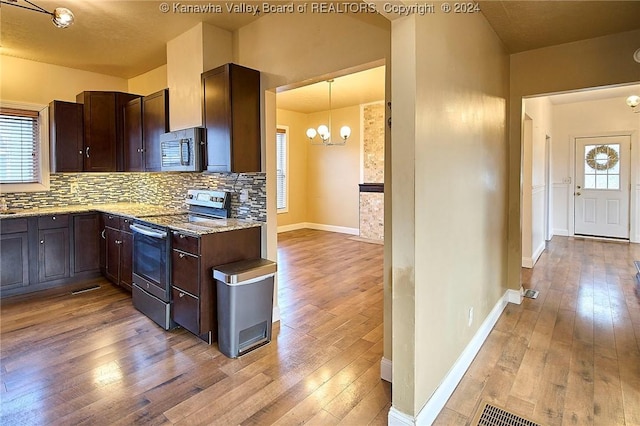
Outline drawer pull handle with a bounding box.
[101,229,106,239]
[179,253,185,258]
[179,292,185,298]
[179,234,186,239]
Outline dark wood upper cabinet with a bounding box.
[49,101,84,173]
[124,97,144,171]
[143,89,169,171]
[123,89,169,172]
[202,63,261,173]
[76,91,139,172]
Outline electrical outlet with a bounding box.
[239,189,249,202]
[468,307,474,327]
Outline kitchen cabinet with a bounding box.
[170,226,261,342]
[37,215,70,283]
[49,100,84,172]
[76,91,139,172]
[0,219,29,291]
[72,213,100,275]
[201,63,261,173]
[102,214,133,291]
[123,89,169,172]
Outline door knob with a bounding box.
[576,192,581,196]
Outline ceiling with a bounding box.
[1,1,639,111]
[276,66,385,113]
[546,83,640,105]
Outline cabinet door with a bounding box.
[49,100,83,172]
[38,227,70,282]
[172,250,199,295]
[1,232,29,290]
[172,287,200,335]
[78,92,117,172]
[202,65,231,172]
[120,231,133,291]
[123,97,144,172]
[73,214,100,274]
[104,226,121,284]
[228,64,261,172]
[143,89,169,171]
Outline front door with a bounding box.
[574,135,631,239]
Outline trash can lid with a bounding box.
[213,258,277,284]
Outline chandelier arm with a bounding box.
[23,0,51,13]
[0,0,51,14]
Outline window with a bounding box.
[0,103,49,192]
[276,127,288,211]
[583,144,620,190]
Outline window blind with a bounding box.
[276,128,287,210]
[0,108,40,184]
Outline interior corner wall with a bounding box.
[390,10,510,418]
[0,55,127,105]
[127,65,168,96]
[275,108,309,227]
[507,29,640,291]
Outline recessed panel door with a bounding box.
[574,135,630,239]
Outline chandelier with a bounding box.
[305,80,351,146]
[0,0,74,28]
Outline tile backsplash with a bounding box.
[1,172,267,222]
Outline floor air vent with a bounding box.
[472,402,540,426]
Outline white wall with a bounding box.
[128,65,167,96]
[523,97,553,267]
[551,96,640,241]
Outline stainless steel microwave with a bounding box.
[159,127,204,172]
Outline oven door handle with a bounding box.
[130,224,167,239]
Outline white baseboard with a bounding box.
[390,288,516,425]
[380,357,392,382]
[272,306,280,323]
[521,257,533,269]
[388,407,415,426]
[277,222,359,236]
[553,228,569,237]
[277,223,307,233]
[531,242,545,266]
[506,287,523,305]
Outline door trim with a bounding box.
[569,130,638,243]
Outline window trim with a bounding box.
[276,126,289,213]
[0,101,50,193]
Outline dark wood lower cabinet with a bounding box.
[172,287,200,335]
[38,227,70,283]
[73,214,100,274]
[101,214,133,291]
[120,230,133,291]
[0,219,29,291]
[104,226,121,284]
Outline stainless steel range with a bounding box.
[130,189,231,330]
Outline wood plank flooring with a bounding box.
[0,229,389,425]
[436,237,640,425]
[3,231,639,425]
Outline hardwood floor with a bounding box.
[0,229,389,425]
[436,237,640,425]
[3,231,639,425]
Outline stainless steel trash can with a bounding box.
[213,258,277,358]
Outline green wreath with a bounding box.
[586,145,619,171]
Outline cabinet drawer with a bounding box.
[171,231,199,254]
[172,250,199,295]
[103,214,120,229]
[172,286,199,335]
[120,216,133,232]
[1,218,28,234]
[38,214,69,229]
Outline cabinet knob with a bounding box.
[179,253,185,258]
[52,216,56,220]
[179,234,186,239]
[78,150,83,155]
[179,292,185,298]
[40,240,44,244]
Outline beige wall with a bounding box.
[306,105,361,229]
[128,65,168,96]
[0,55,127,105]
[507,29,640,291]
[392,11,509,416]
[276,108,308,227]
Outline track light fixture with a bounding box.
[0,0,74,28]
